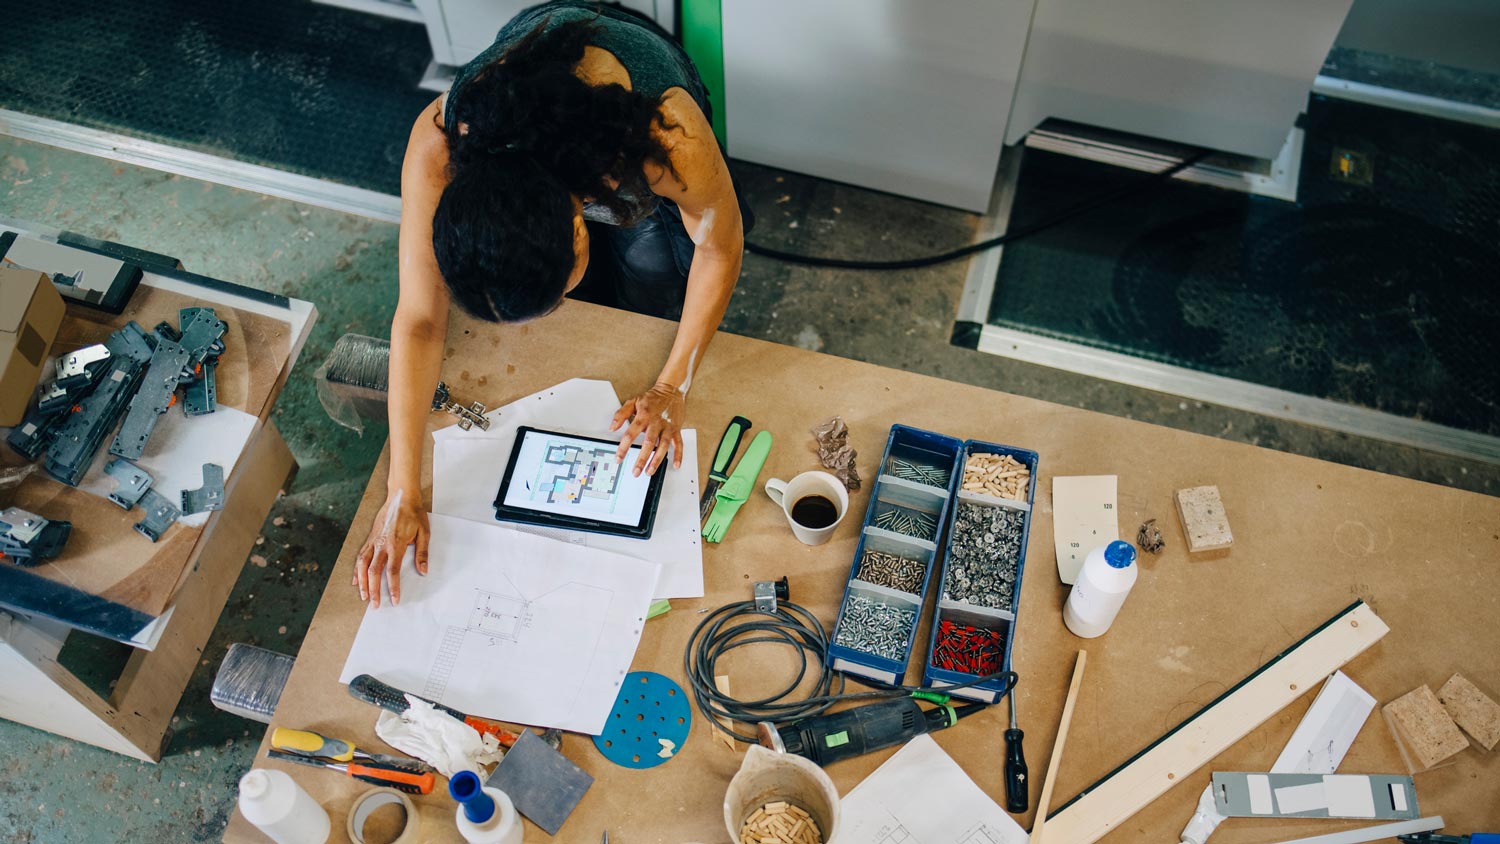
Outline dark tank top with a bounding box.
[445,1,709,226]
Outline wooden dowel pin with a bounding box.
[1030,650,1087,844]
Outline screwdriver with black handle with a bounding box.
[1004,692,1029,813]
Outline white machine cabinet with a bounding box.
[723,0,1036,213]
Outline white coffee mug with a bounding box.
[764,471,849,546]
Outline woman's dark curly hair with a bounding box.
[433,15,677,323]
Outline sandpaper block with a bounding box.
[485,730,593,835]
[1382,685,1470,772]
[1175,485,1233,554]
[1437,673,1500,751]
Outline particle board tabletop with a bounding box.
[224,300,1500,844]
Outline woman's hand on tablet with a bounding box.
[354,487,430,608]
[611,382,685,477]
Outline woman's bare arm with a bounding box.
[353,97,452,607]
[610,90,744,475]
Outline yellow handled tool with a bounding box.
[271,727,360,762]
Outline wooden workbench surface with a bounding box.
[225,300,1499,844]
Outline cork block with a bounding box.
[1437,673,1500,751]
[1174,485,1233,553]
[1383,685,1470,771]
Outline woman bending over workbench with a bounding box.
[355,1,747,607]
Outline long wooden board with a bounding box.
[1045,601,1389,844]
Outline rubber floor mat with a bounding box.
[0,0,435,194]
[986,95,1500,435]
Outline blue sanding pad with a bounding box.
[592,671,692,768]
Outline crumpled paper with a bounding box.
[810,416,860,491]
[374,694,504,778]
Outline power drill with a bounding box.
[756,694,986,766]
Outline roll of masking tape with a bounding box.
[347,787,421,844]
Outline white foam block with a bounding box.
[1247,774,1274,815]
[1324,775,1377,818]
[1389,782,1409,813]
[1275,782,1328,814]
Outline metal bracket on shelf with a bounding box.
[0,507,72,566]
[133,488,181,543]
[109,339,189,461]
[183,356,218,416]
[180,463,226,515]
[104,458,154,509]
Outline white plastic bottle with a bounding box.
[237,769,330,844]
[450,770,523,844]
[1063,540,1138,638]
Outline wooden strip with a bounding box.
[1030,650,1086,844]
[1044,601,1389,844]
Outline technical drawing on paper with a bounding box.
[424,584,536,699]
[956,822,1007,844]
[871,822,916,844]
[525,440,622,512]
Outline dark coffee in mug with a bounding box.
[790,494,839,529]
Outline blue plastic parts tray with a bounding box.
[827,425,962,685]
[921,439,1040,702]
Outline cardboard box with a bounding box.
[0,267,66,425]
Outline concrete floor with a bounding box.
[0,135,1495,844]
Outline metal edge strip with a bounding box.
[1313,75,1500,130]
[975,325,1500,464]
[954,146,1023,326]
[1024,127,1303,202]
[0,109,402,224]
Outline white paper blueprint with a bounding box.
[431,378,703,599]
[841,735,1027,844]
[339,513,660,735]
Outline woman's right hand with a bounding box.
[353,488,430,608]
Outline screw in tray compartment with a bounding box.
[855,550,926,594]
[834,593,917,662]
[872,505,938,540]
[942,503,1024,609]
[889,458,949,488]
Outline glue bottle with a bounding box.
[450,770,523,844]
[237,769,330,844]
[1063,540,1138,638]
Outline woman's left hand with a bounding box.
[611,381,685,476]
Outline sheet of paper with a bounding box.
[1051,475,1119,584]
[339,513,660,735]
[431,378,703,599]
[78,405,258,528]
[841,735,1027,844]
[1273,670,1376,774]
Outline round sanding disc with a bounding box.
[592,671,692,768]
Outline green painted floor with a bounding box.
[0,136,1495,844]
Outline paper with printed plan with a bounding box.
[431,378,703,599]
[339,513,660,734]
[841,735,1027,844]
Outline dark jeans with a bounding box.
[570,189,755,321]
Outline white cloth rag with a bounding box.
[374,695,504,778]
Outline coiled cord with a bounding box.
[684,599,1018,742]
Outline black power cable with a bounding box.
[685,599,1017,743]
[743,149,1215,270]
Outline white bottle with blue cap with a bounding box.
[450,770,522,844]
[1063,539,1139,638]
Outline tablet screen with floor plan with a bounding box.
[499,429,654,528]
